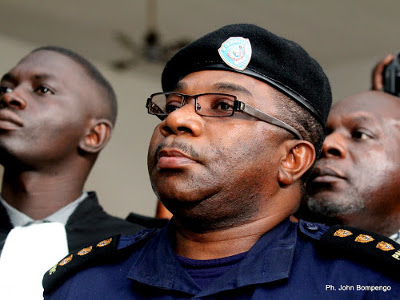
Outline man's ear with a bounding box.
[79,119,113,154]
[278,140,316,185]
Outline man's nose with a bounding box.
[159,100,204,137]
[321,131,347,159]
[1,88,27,110]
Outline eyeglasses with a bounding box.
[146,92,303,140]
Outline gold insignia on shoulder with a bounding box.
[376,241,395,251]
[49,264,57,275]
[96,238,112,248]
[77,246,93,256]
[355,234,374,243]
[59,254,73,266]
[334,229,353,238]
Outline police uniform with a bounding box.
[43,219,400,299]
[44,24,400,299]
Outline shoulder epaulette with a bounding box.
[317,225,400,279]
[43,228,156,294]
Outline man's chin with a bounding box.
[304,192,363,220]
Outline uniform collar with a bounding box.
[127,218,297,297]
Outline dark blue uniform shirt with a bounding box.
[44,219,400,299]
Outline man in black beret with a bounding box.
[44,24,400,299]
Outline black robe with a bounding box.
[0,191,148,252]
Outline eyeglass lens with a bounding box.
[149,93,237,117]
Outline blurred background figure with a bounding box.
[371,53,396,91]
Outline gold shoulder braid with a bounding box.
[319,225,400,279]
[42,228,157,296]
[43,235,120,295]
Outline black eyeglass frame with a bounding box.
[146,92,303,140]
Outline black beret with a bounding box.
[162,23,332,126]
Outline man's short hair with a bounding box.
[273,89,325,182]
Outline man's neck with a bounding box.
[174,212,289,260]
[1,169,86,220]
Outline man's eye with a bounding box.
[0,86,12,95]
[352,131,371,140]
[214,101,234,111]
[165,102,181,113]
[34,86,53,95]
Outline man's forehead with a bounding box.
[332,92,400,121]
[1,51,96,96]
[175,78,253,97]
[12,50,84,78]
[175,70,280,97]
[329,111,381,129]
[1,71,56,84]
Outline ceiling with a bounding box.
[2,0,400,100]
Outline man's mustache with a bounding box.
[154,141,201,161]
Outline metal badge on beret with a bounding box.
[218,37,252,71]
